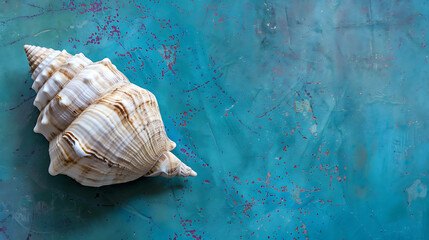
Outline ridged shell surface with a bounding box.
[24,45,196,187]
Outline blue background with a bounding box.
[1,0,428,239]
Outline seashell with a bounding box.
[23,45,197,187]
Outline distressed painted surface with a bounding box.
[0,0,428,239]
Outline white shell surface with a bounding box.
[34,59,128,141]
[24,45,197,187]
[34,53,92,111]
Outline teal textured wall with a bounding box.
[0,0,428,239]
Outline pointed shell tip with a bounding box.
[190,170,197,177]
[23,45,33,58]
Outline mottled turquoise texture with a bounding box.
[1,0,428,239]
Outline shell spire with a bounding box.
[24,45,197,187]
[24,45,55,74]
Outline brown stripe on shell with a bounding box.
[58,66,74,80]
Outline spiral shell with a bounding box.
[24,45,196,187]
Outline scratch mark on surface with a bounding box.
[7,95,36,111]
[33,29,55,37]
[119,203,154,222]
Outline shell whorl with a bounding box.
[24,45,196,187]
[24,45,56,73]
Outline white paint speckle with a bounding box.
[406,179,427,206]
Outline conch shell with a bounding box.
[24,45,196,187]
